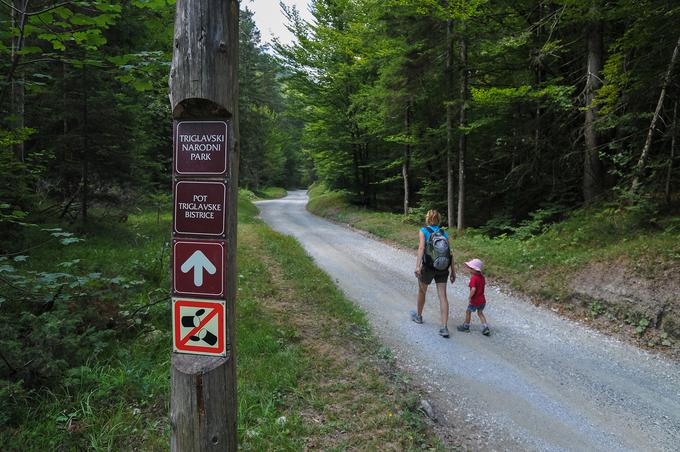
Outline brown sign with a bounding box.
[173,181,226,236]
[174,120,228,176]
[173,239,226,298]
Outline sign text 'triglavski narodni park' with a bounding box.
[174,120,228,176]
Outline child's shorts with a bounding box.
[467,303,486,312]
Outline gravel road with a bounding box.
[257,190,680,451]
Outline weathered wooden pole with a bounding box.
[169,1,239,451]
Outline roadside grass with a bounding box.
[254,186,288,200]
[1,192,438,450]
[240,186,288,202]
[238,222,439,450]
[307,183,680,341]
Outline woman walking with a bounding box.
[411,209,456,337]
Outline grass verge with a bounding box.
[1,192,438,450]
[240,186,288,201]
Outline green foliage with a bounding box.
[590,300,607,318]
[254,187,288,200]
[238,8,306,190]
[277,0,680,221]
[636,317,651,336]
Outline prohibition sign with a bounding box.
[172,298,226,357]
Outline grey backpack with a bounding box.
[424,226,451,271]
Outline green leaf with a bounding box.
[0,265,17,273]
[61,238,83,245]
[132,79,153,92]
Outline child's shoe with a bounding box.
[456,324,470,333]
[410,310,423,324]
[439,326,450,338]
[482,326,490,336]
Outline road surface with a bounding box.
[257,190,680,451]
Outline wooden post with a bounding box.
[169,1,239,451]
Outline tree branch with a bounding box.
[0,0,29,106]
[0,0,71,16]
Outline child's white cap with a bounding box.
[465,258,484,272]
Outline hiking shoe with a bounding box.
[456,324,470,333]
[410,311,423,324]
[482,327,491,336]
[439,326,450,338]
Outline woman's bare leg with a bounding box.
[436,282,449,327]
[417,281,428,316]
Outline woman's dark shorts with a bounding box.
[420,266,449,284]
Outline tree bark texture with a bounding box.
[632,34,680,192]
[169,0,239,118]
[169,1,239,451]
[10,0,28,162]
[457,25,468,231]
[3,0,27,106]
[81,62,88,223]
[403,100,411,215]
[583,5,603,203]
[446,19,455,228]
[534,1,543,160]
[666,100,677,205]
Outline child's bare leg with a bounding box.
[477,311,487,325]
[465,309,472,324]
[436,282,449,326]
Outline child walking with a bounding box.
[456,258,490,336]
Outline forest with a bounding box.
[277,0,679,228]
[2,0,679,238]
[1,0,679,448]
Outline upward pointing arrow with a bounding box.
[181,250,217,287]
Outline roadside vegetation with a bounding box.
[241,186,289,202]
[308,184,680,352]
[1,193,438,450]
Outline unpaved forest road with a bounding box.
[257,191,680,451]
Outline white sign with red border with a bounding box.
[172,298,226,357]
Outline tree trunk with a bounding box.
[403,100,411,215]
[169,1,239,451]
[534,1,543,160]
[60,61,68,180]
[666,100,677,205]
[583,3,603,203]
[632,34,680,192]
[81,61,88,223]
[10,0,28,162]
[446,19,455,228]
[352,143,361,199]
[457,24,468,231]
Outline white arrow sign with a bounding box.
[180,250,217,287]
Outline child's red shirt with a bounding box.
[469,273,486,306]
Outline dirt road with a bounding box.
[257,191,680,451]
